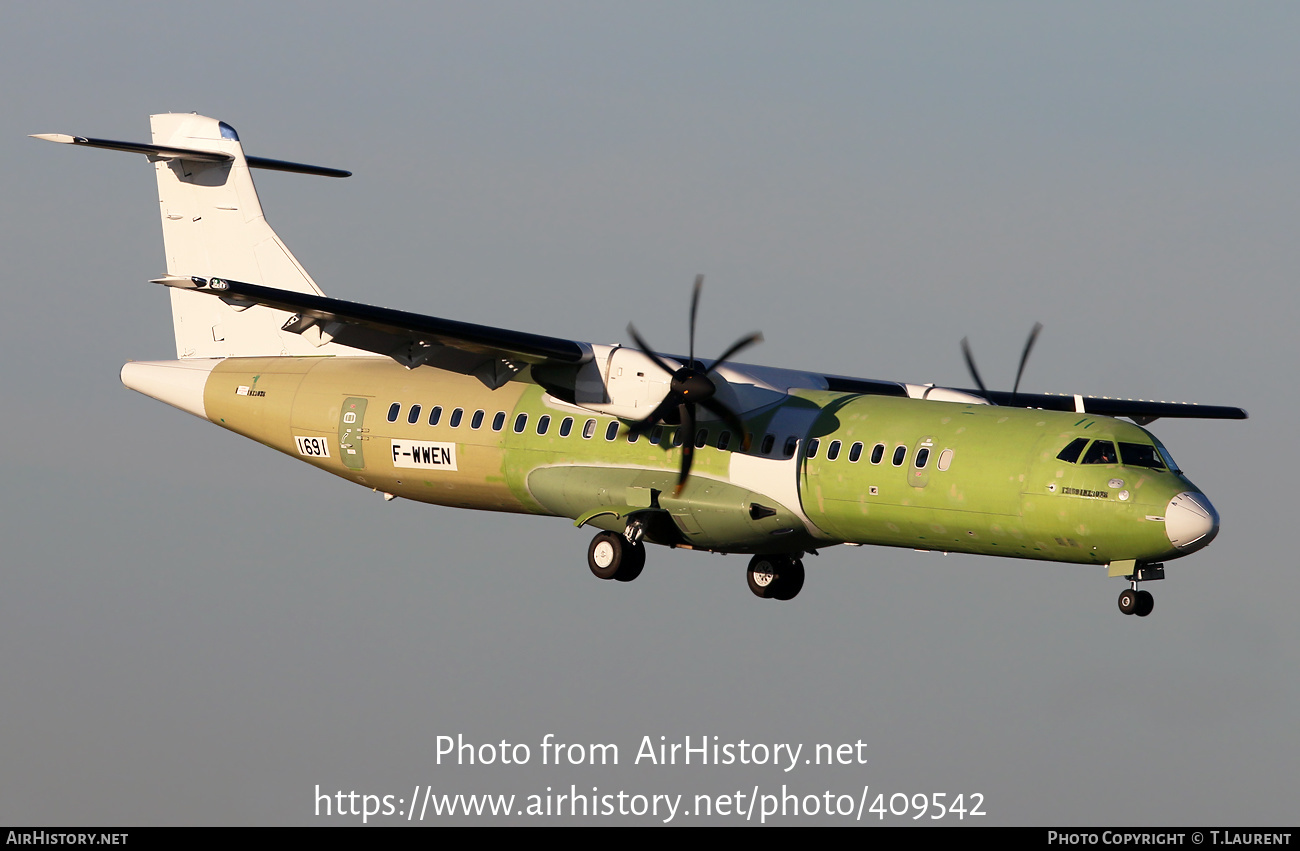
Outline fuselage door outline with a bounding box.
[339,397,368,470]
[908,436,935,489]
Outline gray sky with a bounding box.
[3,1,1296,825]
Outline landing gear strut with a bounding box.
[747,554,805,600]
[587,531,645,582]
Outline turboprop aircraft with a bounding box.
[34,114,1247,616]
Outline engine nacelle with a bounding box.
[905,384,991,405]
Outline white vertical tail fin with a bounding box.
[35,113,359,359]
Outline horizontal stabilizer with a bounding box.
[30,133,350,177]
[243,155,351,178]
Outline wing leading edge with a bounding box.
[156,277,1247,421]
[155,276,591,388]
[971,389,1246,421]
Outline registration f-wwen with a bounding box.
[33,114,1246,615]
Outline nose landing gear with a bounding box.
[1116,562,1162,617]
[1118,585,1154,617]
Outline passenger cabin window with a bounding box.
[428,406,442,426]
[937,448,954,471]
[915,447,930,468]
[695,429,708,448]
[783,436,798,458]
[450,408,464,428]
[605,421,619,441]
[807,438,820,459]
[1119,442,1166,470]
[537,415,551,435]
[1081,440,1117,465]
[761,434,775,455]
[471,410,485,430]
[892,445,907,467]
[627,428,638,443]
[718,431,732,451]
[672,429,684,447]
[1056,437,1089,464]
[583,419,596,439]
[514,413,529,434]
[387,403,401,423]
[407,404,422,425]
[871,443,885,464]
[827,440,842,461]
[649,426,663,445]
[848,442,863,463]
[492,412,506,431]
[559,417,574,437]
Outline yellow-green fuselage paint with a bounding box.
[203,357,1194,565]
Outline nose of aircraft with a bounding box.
[1165,492,1220,551]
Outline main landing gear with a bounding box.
[585,533,806,601]
[587,531,645,583]
[746,554,805,601]
[1117,584,1155,617]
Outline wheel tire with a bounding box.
[588,532,624,580]
[614,542,646,582]
[1118,588,1139,615]
[747,555,784,599]
[1134,589,1154,617]
[773,558,805,601]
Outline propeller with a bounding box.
[626,275,763,494]
[960,322,1043,407]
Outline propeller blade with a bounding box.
[1009,322,1043,408]
[700,396,749,445]
[624,275,762,487]
[675,402,697,494]
[628,393,680,436]
[626,323,679,377]
[688,274,703,366]
[960,336,990,399]
[706,331,763,376]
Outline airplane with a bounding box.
[33,114,1247,616]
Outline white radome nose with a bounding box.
[1165,492,1220,551]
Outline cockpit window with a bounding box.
[1119,442,1167,470]
[1057,437,1088,464]
[218,121,240,141]
[1081,440,1117,465]
[1156,441,1181,473]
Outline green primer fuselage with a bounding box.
[202,357,1193,567]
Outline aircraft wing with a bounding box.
[157,277,1246,421]
[156,276,590,387]
[973,389,1246,421]
[816,374,1245,421]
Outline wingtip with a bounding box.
[30,133,77,144]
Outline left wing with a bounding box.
[159,277,1248,423]
[157,276,590,388]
